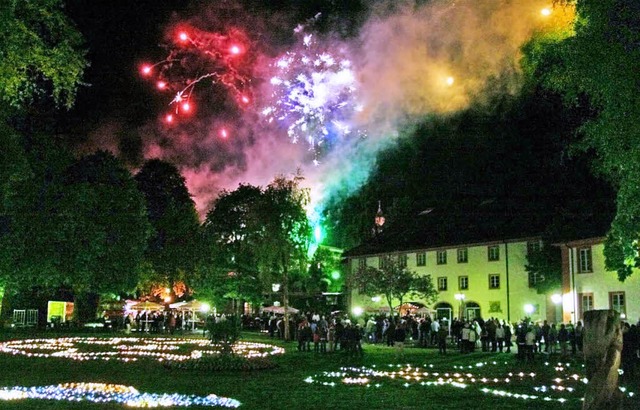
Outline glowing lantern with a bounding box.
[446,76,455,86]
[181,102,191,112]
[220,128,228,138]
[156,81,167,90]
[141,65,152,76]
[541,8,551,16]
[165,114,174,124]
[178,31,189,42]
[229,45,242,55]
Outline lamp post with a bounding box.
[272,283,281,306]
[454,293,466,320]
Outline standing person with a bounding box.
[124,314,133,334]
[386,320,396,347]
[461,323,471,353]
[430,318,440,347]
[437,321,448,355]
[547,324,558,353]
[504,322,513,353]
[558,324,569,356]
[394,321,407,359]
[542,320,550,353]
[525,327,536,362]
[575,321,584,353]
[496,321,505,352]
[328,323,336,353]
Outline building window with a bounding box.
[438,277,448,291]
[416,252,426,266]
[489,274,500,289]
[379,256,392,269]
[398,254,407,268]
[488,245,500,261]
[457,248,468,263]
[358,258,366,270]
[528,271,544,288]
[578,247,593,273]
[437,250,447,265]
[579,293,594,320]
[458,276,468,290]
[527,241,541,255]
[609,292,625,316]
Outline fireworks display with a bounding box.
[140,25,254,124]
[261,19,364,164]
[131,1,575,217]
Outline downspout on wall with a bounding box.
[505,241,510,322]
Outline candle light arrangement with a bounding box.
[0,337,284,362]
[0,382,241,407]
[303,360,636,403]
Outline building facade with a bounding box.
[347,237,552,324]
[558,237,640,324]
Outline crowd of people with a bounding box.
[259,310,640,377]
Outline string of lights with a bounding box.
[0,337,284,362]
[303,360,636,403]
[0,382,241,408]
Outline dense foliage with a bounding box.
[0,0,87,110]
[351,255,438,321]
[521,0,640,280]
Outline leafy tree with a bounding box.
[253,175,311,340]
[350,255,437,323]
[135,159,200,298]
[59,151,151,320]
[521,0,640,280]
[0,0,87,110]
[198,184,265,309]
[525,244,562,295]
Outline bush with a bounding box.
[207,315,241,355]
[162,354,277,371]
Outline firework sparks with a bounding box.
[261,19,365,162]
[140,25,254,122]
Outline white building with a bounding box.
[346,236,552,324]
[346,234,640,326]
[558,237,640,324]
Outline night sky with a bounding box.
[55,0,610,224]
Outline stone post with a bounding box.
[582,309,623,410]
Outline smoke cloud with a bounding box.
[80,0,572,217]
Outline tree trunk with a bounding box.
[73,291,100,323]
[583,309,623,410]
[283,272,290,341]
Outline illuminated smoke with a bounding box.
[90,0,574,217]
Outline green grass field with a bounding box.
[0,330,636,409]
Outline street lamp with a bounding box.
[524,304,535,316]
[454,293,466,320]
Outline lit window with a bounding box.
[437,250,447,265]
[457,248,468,263]
[578,247,593,273]
[489,274,500,289]
[416,252,426,266]
[438,277,448,291]
[458,276,468,290]
[488,245,500,261]
[610,292,625,316]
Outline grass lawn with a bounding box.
[0,330,637,409]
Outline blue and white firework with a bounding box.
[262,24,365,164]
